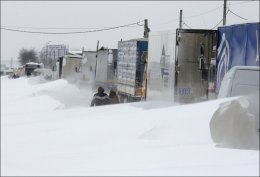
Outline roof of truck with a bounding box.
[26,62,41,65]
[228,65,259,76]
[126,38,148,42]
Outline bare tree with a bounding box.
[39,48,47,66]
[18,48,39,65]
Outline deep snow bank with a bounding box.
[1,76,259,176]
[2,76,94,109]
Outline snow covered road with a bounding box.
[1,76,259,176]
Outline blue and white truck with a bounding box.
[116,38,148,102]
[210,22,260,150]
[216,22,260,93]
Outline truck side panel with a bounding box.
[175,29,217,103]
[117,41,137,96]
[216,22,260,91]
[95,50,108,84]
[147,30,175,101]
[117,40,148,98]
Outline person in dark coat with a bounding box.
[90,87,110,107]
[109,89,119,104]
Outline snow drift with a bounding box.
[1,76,259,176]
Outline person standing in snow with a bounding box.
[109,89,119,104]
[90,87,110,106]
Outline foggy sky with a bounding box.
[1,1,259,62]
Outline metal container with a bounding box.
[117,39,148,101]
[81,51,97,83]
[95,49,118,91]
[175,29,217,103]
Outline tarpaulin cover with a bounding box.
[216,22,260,91]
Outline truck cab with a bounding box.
[25,62,42,76]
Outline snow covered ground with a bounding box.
[1,76,259,176]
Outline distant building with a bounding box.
[40,44,68,69]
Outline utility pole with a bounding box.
[96,40,99,52]
[223,0,227,25]
[10,58,13,68]
[144,19,150,38]
[45,41,51,68]
[58,57,63,79]
[179,9,183,29]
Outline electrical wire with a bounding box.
[151,0,256,27]
[0,25,137,30]
[149,17,179,27]
[150,4,224,27]
[0,20,144,34]
[228,9,248,21]
[229,0,257,6]
[184,4,224,19]
[210,9,229,30]
[210,2,250,30]
[210,19,223,30]
[1,0,256,33]
[210,9,230,30]
[1,22,144,30]
[183,21,192,29]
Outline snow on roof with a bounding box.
[225,66,260,79]
[65,54,82,59]
[68,51,83,55]
[26,62,41,65]
[126,38,148,42]
[230,65,260,71]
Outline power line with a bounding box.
[184,4,223,19]
[1,25,109,30]
[228,8,248,21]
[151,0,256,28]
[210,19,223,30]
[150,4,223,27]
[183,21,192,29]
[0,20,144,35]
[229,0,257,6]
[210,10,230,30]
[150,18,179,27]
[1,23,144,30]
[211,3,250,30]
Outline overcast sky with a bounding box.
[1,1,259,61]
